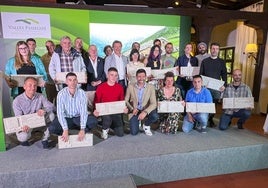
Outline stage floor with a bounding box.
[1,126,268,173]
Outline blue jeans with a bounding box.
[49,115,97,135]
[129,109,159,135]
[219,109,251,130]
[182,113,209,133]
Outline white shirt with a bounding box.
[115,54,125,80]
[89,57,98,78]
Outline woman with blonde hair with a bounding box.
[5,41,47,98]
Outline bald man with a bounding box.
[219,69,253,130]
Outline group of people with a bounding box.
[4,36,253,149]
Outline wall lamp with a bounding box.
[245,43,258,61]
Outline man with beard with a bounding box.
[125,69,158,136]
[195,42,210,67]
[218,69,253,130]
[161,42,177,69]
[199,42,227,127]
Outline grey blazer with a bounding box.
[104,53,129,77]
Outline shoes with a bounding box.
[198,127,207,133]
[139,121,144,132]
[237,124,244,129]
[208,120,216,128]
[102,129,109,140]
[20,141,30,146]
[143,125,153,136]
[42,140,49,149]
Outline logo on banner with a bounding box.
[1,12,51,39]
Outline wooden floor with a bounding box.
[139,114,268,188]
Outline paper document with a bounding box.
[56,72,87,83]
[95,101,126,116]
[3,113,46,134]
[151,67,179,79]
[180,67,200,77]
[58,134,93,149]
[127,66,151,77]
[201,75,224,91]
[5,74,44,87]
[186,102,215,113]
[158,101,184,113]
[222,97,254,109]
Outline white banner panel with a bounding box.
[1,12,51,39]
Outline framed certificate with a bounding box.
[222,97,254,109]
[3,113,46,134]
[58,134,93,149]
[158,101,184,113]
[5,74,44,87]
[55,72,87,83]
[151,67,179,79]
[201,75,224,91]
[180,67,200,77]
[95,101,126,116]
[186,102,215,113]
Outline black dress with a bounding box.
[16,63,42,95]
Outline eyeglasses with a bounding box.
[18,47,29,51]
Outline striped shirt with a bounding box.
[223,82,252,115]
[57,87,88,130]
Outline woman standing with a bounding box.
[157,71,183,134]
[127,49,145,84]
[5,41,47,98]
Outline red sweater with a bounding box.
[94,82,124,104]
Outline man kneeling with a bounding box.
[49,72,97,142]
[13,77,55,148]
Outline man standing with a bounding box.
[161,42,177,69]
[175,43,198,98]
[182,75,213,133]
[195,42,210,67]
[83,45,106,92]
[26,38,40,58]
[200,42,227,127]
[125,69,158,136]
[12,77,55,148]
[49,72,97,142]
[94,67,127,139]
[104,40,129,91]
[41,40,57,104]
[219,69,252,130]
[82,45,106,112]
[49,36,86,91]
[74,37,88,60]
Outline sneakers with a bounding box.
[143,125,153,136]
[208,120,216,128]
[237,124,244,129]
[102,129,109,140]
[197,127,207,133]
[42,140,49,149]
[139,121,144,132]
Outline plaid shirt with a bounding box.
[60,51,74,72]
[223,82,252,115]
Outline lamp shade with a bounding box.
[245,43,258,53]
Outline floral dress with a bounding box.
[157,87,182,134]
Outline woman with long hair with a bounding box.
[5,41,47,98]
